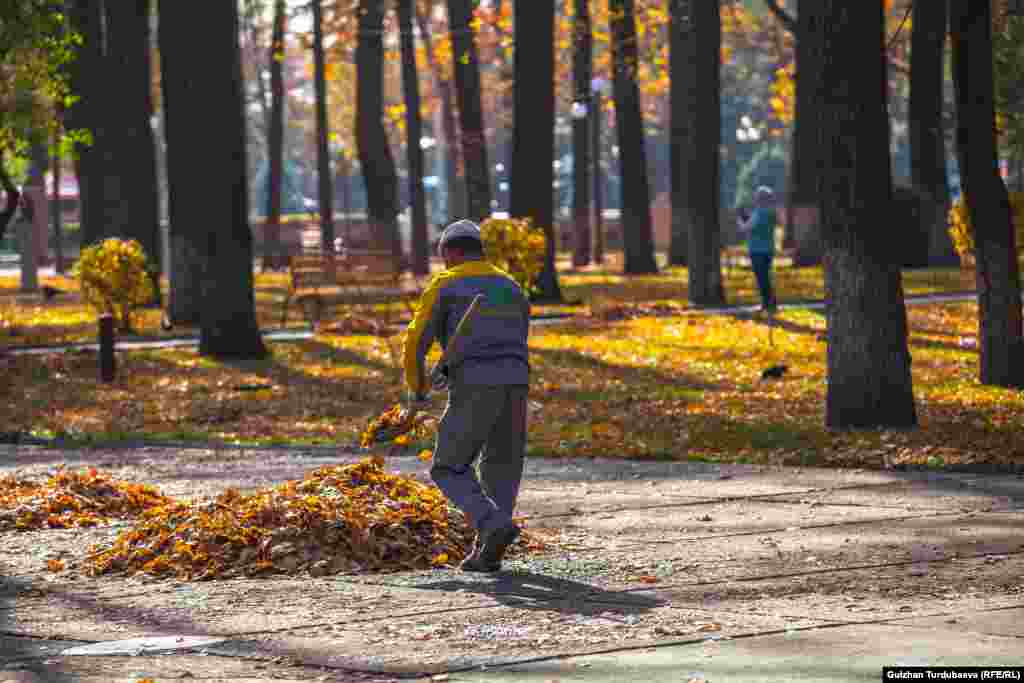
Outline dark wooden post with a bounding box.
[99,314,116,382]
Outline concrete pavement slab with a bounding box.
[448,621,1024,683]
[891,607,1024,639]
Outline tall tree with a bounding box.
[446,0,491,222]
[398,0,429,275]
[672,0,723,304]
[356,0,400,257]
[910,0,958,267]
[0,151,20,244]
[813,0,917,429]
[158,0,266,357]
[609,0,657,275]
[790,0,826,266]
[264,0,286,269]
[416,8,465,223]
[950,0,1023,387]
[65,0,105,248]
[105,0,161,294]
[312,0,335,253]
[572,0,593,268]
[511,0,561,301]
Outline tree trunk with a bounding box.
[0,151,20,244]
[398,0,430,275]
[106,0,162,302]
[51,132,65,273]
[668,0,688,266]
[264,0,286,269]
[65,0,106,248]
[910,0,958,267]
[814,0,917,429]
[312,0,335,253]
[159,0,267,357]
[790,0,825,267]
[572,0,592,268]
[511,0,561,301]
[415,9,464,224]
[357,0,400,258]
[610,0,657,275]
[674,0,723,303]
[951,0,1024,388]
[446,0,491,222]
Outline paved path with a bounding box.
[2,445,1022,681]
[3,290,982,357]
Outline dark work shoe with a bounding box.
[473,523,521,570]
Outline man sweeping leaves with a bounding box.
[402,219,531,572]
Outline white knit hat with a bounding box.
[438,219,482,254]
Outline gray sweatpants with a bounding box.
[430,384,528,534]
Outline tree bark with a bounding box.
[0,151,20,244]
[511,0,561,301]
[264,0,286,269]
[51,131,65,273]
[312,0,335,253]
[610,0,657,275]
[572,0,592,268]
[65,0,105,248]
[415,9,465,224]
[814,0,917,429]
[951,0,1024,388]
[673,0,723,305]
[356,0,401,257]
[158,0,266,357]
[790,0,826,266]
[398,0,430,275]
[446,0,491,222]
[105,0,162,303]
[910,0,958,267]
[668,0,688,267]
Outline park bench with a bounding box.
[280,248,421,326]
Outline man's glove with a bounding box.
[430,365,450,392]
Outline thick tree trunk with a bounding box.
[446,0,491,223]
[356,0,401,258]
[814,0,917,429]
[572,0,593,268]
[312,0,335,253]
[66,0,106,248]
[51,135,65,274]
[674,0,723,304]
[264,0,286,269]
[159,0,266,357]
[415,9,464,224]
[790,0,825,266]
[610,0,657,275]
[106,0,162,303]
[668,0,688,266]
[398,0,430,275]
[511,0,561,301]
[910,0,958,268]
[951,0,1024,388]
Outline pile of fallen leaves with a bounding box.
[360,404,436,448]
[0,467,173,531]
[86,457,529,581]
[317,313,389,337]
[586,300,688,322]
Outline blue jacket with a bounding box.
[746,207,777,256]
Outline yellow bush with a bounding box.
[948,191,1024,262]
[72,238,155,332]
[479,217,547,294]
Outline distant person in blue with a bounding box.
[737,186,778,314]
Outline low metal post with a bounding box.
[99,314,116,383]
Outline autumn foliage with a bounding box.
[85,458,533,580]
[72,238,155,332]
[480,216,547,294]
[0,467,172,531]
[948,191,1024,264]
